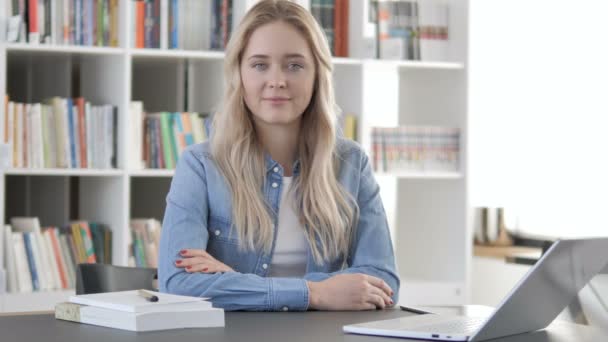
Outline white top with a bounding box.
[269,177,308,278]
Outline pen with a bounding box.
[138,289,159,302]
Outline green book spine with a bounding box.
[159,113,175,169]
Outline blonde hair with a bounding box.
[210,0,357,264]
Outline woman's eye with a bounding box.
[253,63,267,71]
[288,63,303,71]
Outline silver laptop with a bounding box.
[344,238,608,341]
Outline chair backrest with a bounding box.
[76,263,158,295]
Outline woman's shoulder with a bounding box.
[335,138,370,173]
[335,137,366,160]
[183,141,213,160]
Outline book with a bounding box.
[55,301,224,332]
[69,290,213,313]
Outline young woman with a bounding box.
[158,0,399,311]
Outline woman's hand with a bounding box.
[175,249,235,273]
[307,273,394,311]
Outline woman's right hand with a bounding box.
[307,273,394,311]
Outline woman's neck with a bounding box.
[254,118,301,176]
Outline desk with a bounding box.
[1,309,607,342]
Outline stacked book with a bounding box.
[3,95,117,169]
[371,126,460,174]
[130,102,209,169]
[129,218,161,268]
[5,0,120,46]
[56,290,224,331]
[3,217,112,293]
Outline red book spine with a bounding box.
[28,0,39,42]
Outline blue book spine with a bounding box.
[170,0,178,49]
[66,98,77,168]
[22,233,40,291]
[144,0,153,48]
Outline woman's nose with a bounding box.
[268,68,287,89]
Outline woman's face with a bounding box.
[240,21,316,128]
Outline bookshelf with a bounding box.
[0,0,470,312]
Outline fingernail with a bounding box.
[390,300,394,305]
[390,291,394,296]
[186,266,192,270]
[175,260,182,265]
[202,268,208,272]
[180,250,187,254]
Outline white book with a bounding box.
[27,232,47,290]
[15,103,23,168]
[43,230,62,290]
[34,227,55,290]
[56,302,224,332]
[51,98,66,168]
[85,102,92,168]
[10,217,48,290]
[130,101,144,170]
[3,225,19,293]
[45,104,58,168]
[25,104,32,168]
[12,232,33,293]
[62,99,72,168]
[160,0,168,49]
[69,290,213,313]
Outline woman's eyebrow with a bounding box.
[247,53,307,60]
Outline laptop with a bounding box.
[343,238,608,341]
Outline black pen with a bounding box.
[138,289,159,302]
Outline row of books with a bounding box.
[5,0,120,47]
[373,0,449,61]
[128,218,162,268]
[3,96,117,169]
[310,0,349,57]
[130,102,209,169]
[371,126,460,173]
[131,0,233,50]
[2,217,112,293]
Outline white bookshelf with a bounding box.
[0,0,470,312]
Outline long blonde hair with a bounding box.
[210,0,357,264]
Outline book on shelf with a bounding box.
[2,95,117,170]
[135,103,209,170]
[4,0,120,46]
[370,0,449,61]
[129,218,161,268]
[310,0,349,57]
[343,113,358,141]
[129,0,233,51]
[55,290,224,331]
[371,125,460,174]
[2,217,113,293]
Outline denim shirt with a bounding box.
[158,138,400,311]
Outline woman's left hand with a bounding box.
[175,249,235,273]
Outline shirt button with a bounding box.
[271,182,278,188]
[262,263,268,269]
[282,306,289,312]
[215,230,220,236]
[273,167,279,173]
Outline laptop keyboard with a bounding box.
[413,317,487,335]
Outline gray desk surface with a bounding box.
[1,309,607,342]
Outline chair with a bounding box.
[75,263,158,295]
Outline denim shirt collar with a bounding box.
[264,152,301,176]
